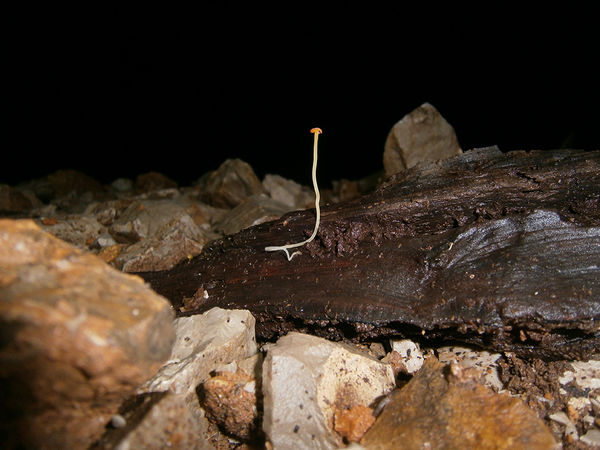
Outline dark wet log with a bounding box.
[142,148,600,359]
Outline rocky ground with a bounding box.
[1,104,598,449]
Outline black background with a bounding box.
[5,5,599,188]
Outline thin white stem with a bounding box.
[265,129,321,260]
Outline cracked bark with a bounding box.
[141,148,600,360]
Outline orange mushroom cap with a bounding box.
[310,127,323,134]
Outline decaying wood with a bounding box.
[142,148,600,359]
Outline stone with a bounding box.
[0,219,175,450]
[135,171,178,193]
[215,194,292,235]
[140,307,258,395]
[263,174,314,210]
[109,200,188,243]
[387,339,424,374]
[437,346,503,391]
[360,357,556,449]
[0,184,34,213]
[333,405,376,443]
[91,392,214,450]
[200,368,258,440]
[36,215,105,250]
[116,213,215,272]
[197,158,265,208]
[262,332,395,449]
[383,102,462,177]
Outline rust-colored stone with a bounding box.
[0,219,175,449]
[360,357,556,449]
[334,405,376,443]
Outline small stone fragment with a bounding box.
[0,219,175,449]
[437,346,503,391]
[198,158,265,208]
[334,405,376,443]
[262,332,395,449]
[201,369,258,440]
[36,215,105,250]
[387,339,424,374]
[383,102,462,177]
[360,357,556,449]
[140,307,258,395]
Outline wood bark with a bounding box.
[142,148,600,359]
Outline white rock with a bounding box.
[559,359,600,390]
[263,174,313,210]
[437,346,503,391]
[140,307,257,395]
[389,339,424,374]
[262,332,395,449]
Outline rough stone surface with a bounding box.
[116,213,215,272]
[334,405,376,443]
[263,174,314,210]
[0,219,175,450]
[262,332,395,449]
[437,346,503,391]
[197,158,265,208]
[91,392,213,450]
[140,307,258,395]
[361,357,556,449]
[36,215,105,250]
[215,193,291,235]
[0,184,35,213]
[383,102,462,177]
[201,369,258,440]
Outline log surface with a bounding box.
[142,148,600,359]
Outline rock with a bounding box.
[0,184,34,213]
[262,332,395,449]
[0,219,175,450]
[200,368,258,440]
[360,357,556,449]
[91,392,214,450]
[197,158,265,208]
[383,102,461,177]
[263,174,314,210]
[116,213,215,272]
[135,171,178,193]
[109,200,188,243]
[437,346,503,391]
[140,307,258,395]
[215,194,292,235]
[334,405,376,443]
[36,215,105,250]
[387,339,424,374]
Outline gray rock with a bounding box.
[0,219,175,450]
[383,102,462,177]
[215,194,292,235]
[262,332,395,449]
[109,200,190,243]
[263,174,314,210]
[36,215,106,250]
[117,213,216,272]
[197,158,265,208]
[437,346,503,391]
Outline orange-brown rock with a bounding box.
[334,405,376,443]
[361,357,556,449]
[0,219,175,449]
[201,369,258,440]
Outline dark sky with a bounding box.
[5,5,599,188]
